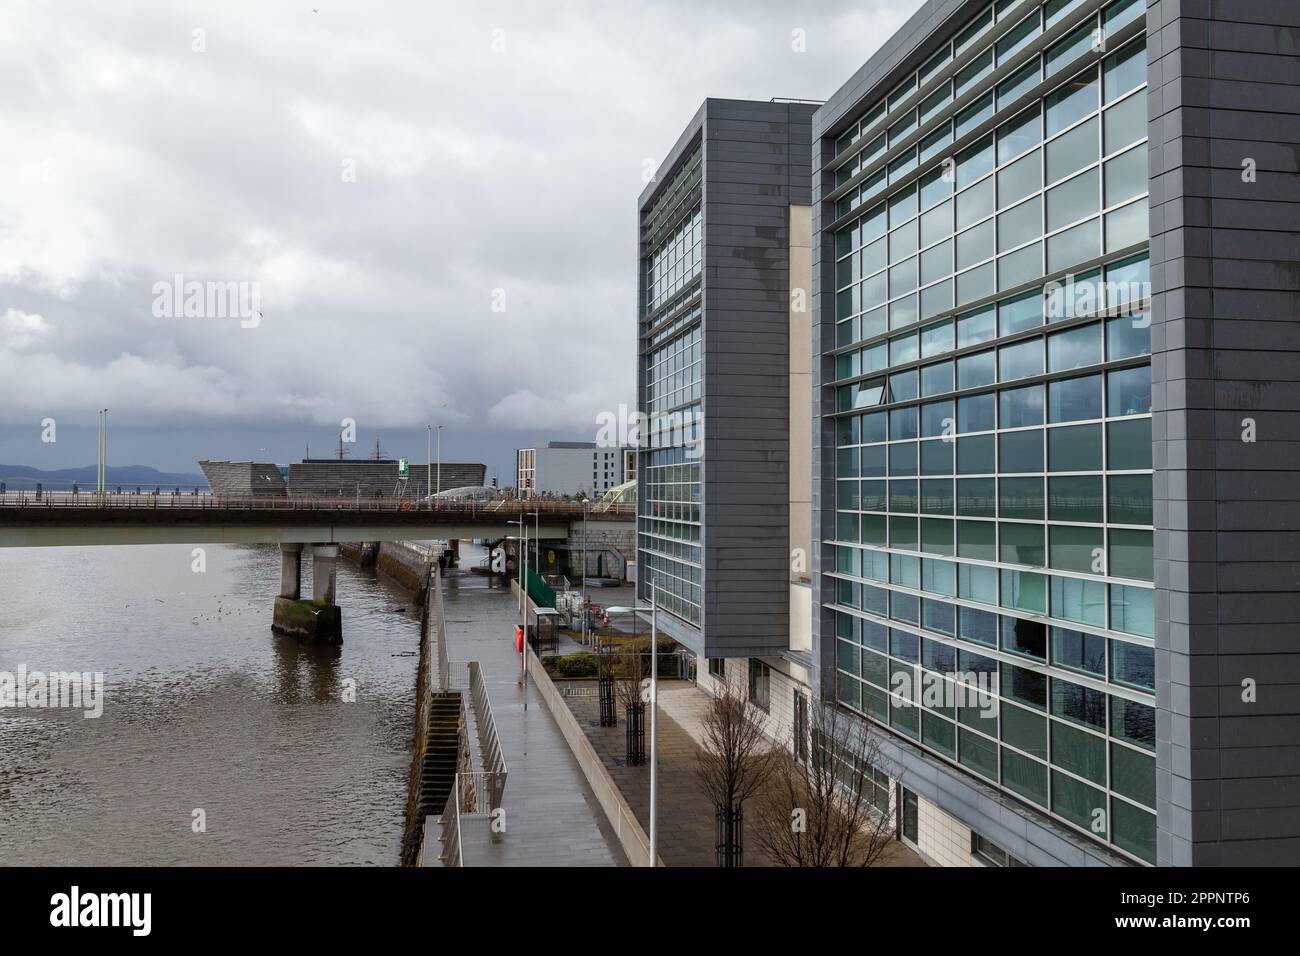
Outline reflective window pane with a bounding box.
[1045,69,1099,136]
[1049,423,1102,471]
[1046,117,1099,184]
[1047,168,1100,231]
[1048,374,1102,422]
[1048,322,1103,372]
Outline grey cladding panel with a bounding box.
[1150,0,1300,866]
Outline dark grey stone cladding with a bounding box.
[702,99,815,658]
[1147,0,1300,866]
[198,460,286,497]
[287,461,485,498]
[639,99,816,659]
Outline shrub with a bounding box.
[550,653,599,678]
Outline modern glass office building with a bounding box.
[815,0,1300,866]
[639,144,705,628]
[638,99,817,664]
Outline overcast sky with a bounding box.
[0,0,921,480]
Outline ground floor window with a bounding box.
[972,833,1027,867]
[899,786,919,846]
[708,657,725,679]
[794,691,808,763]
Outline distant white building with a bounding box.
[516,441,630,497]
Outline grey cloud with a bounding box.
[0,0,918,470]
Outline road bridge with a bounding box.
[0,495,624,547]
[0,494,635,644]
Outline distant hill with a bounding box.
[0,463,209,491]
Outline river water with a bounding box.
[0,543,424,865]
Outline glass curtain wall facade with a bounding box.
[820,0,1155,864]
[638,146,704,625]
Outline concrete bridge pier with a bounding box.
[272,542,343,645]
[280,543,303,599]
[312,544,339,604]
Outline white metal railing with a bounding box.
[438,798,462,866]
[468,662,507,796]
[440,661,507,806]
[438,771,504,867]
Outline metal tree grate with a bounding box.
[625,703,645,765]
[715,805,743,868]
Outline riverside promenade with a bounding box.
[440,568,625,866]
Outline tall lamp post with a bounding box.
[98,408,109,505]
[507,519,528,700]
[425,425,432,499]
[581,497,590,645]
[436,424,444,496]
[608,580,659,866]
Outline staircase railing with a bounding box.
[438,771,505,866]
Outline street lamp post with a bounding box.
[98,408,109,505]
[437,425,444,496]
[508,519,529,702]
[426,425,432,499]
[581,498,589,646]
[650,581,658,865]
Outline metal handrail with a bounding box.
[438,770,504,867]
[440,663,507,805]
[469,662,507,795]
[439,792,463,866]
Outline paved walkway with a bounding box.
[440,574,625,866]
[564,680,735,866]
[656,684,925,867]
[564,679,926,867]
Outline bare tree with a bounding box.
[752,700,897,867]
[694,684,778,866]
[614,646,649,764]
[613,646,649,709]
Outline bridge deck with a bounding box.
[0,495,631,548]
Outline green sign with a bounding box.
[398,457,409,477]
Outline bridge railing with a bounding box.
[0,491,635,518]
